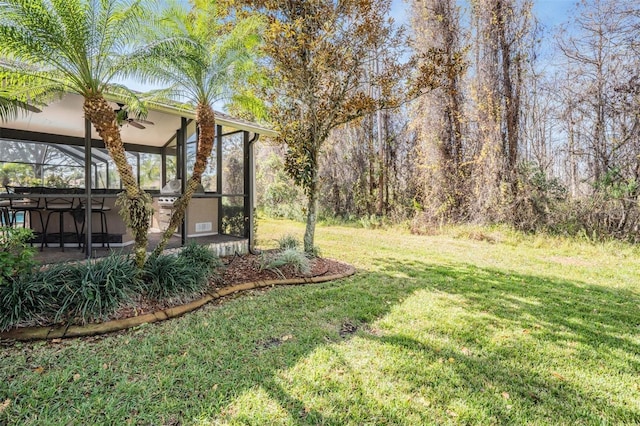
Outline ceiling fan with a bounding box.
[114,103,154,129]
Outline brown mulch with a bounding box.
[221,252,349,285]
[108,253,352,323]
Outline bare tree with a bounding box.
[410,0,469,222]
[468,0,534,221]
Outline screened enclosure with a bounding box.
[0,93,275,256]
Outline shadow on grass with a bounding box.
[372,258,639,363]
[361,258,640,423]
[1,258,639,424]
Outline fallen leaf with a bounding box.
[102,363,109,370]
[448,357,455,363]
[0,399,10,414]
[51,338,62,343]
[551,371,566,381]
[73,374,81,381]
[447,409,459,417]
[212,384,219,391]
[461,347,471,356]
[522,329,530,334]
[501,392,510,400]
[33,367,44,374]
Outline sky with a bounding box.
[389,0,576,33]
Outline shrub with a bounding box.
[277,234,300,251]
[259,248,311,278]
[0,254,142,330]
[178,241,223,278]
[221,204,245,237]
[52,254,143,324]
[359,214,389,230]
[0,271,57,331]
[143,252,212,301]
[0,227,37,285]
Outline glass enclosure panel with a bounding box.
[0,139,171,190]
[0,140,86,187]
[201,150,217,192]
[182,134,217,192]
[164,138,178,183]
[139,153,161,190]
[220,195,246,237]
[221,133,244,195]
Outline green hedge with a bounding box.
[0,244,223,331]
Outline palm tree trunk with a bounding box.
[83,94,151,268]
[152,103,215,257]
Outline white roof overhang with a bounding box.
[0,92,276,149]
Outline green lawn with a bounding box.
[1,218,639,425]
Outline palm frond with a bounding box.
[0,0,150,96]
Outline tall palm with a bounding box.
[0,0,156,267]
[127,0,264,257]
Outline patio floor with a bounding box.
[33,231,247,264]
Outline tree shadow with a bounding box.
[357,257,640,423]
[370,258,639,363]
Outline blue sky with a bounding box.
[390,0,575,32]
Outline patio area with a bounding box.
[33,231,249,265]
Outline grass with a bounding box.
[1,218,639,424]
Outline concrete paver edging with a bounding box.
[0,265,356,342]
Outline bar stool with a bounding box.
[5,186,46,246]
[42,188,80,252]
[78,189,111,251]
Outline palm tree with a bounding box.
[126,0,265,257]
[0,0,156,267]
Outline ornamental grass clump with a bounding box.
[277,234,300,251]
[52,254,143,324]
[143,244,221,301]
[0,253,142,330]
[0,271,57,331]
[179,242,224,278]
[259,247,312,279]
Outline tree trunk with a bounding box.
[303,170,318,253]
[83,95,150,268]
[376,108,385,216]
[152,103,215,257]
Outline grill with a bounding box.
[158,180,181,231]
[157,196,177,207]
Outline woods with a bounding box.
[254,0,640,242]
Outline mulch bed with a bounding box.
[221,252,348,285]
[0,253,354,342]
[107,253,352,323]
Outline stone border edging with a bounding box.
[0,265,356,342]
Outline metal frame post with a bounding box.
[84,119,92,258]
[180,117,188,245]
[216,125,223,234]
